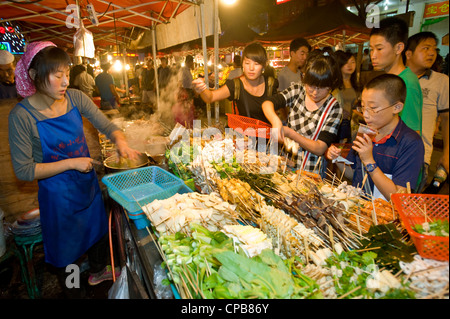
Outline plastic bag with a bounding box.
[73,22,95,58]
[153,262,174,299]
[108,266,129,299]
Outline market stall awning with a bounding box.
[1,0,195,51]
[258,0,370,46]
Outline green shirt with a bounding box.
[398,67,423,134]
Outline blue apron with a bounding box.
[19,93,107,267]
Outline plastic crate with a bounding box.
[132,217,151,230]
[391,194,449,261]
[226,113,271,139]
[127,182,193,230]
[102,166,188,215]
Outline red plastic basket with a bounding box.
[226,113,272,139]
[391,194,449,261]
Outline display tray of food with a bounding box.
[113,124,449,299]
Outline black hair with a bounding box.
[233,55,241,66]
[101,62,111,71]
[370,17,409,48]
[185,55,194,64]
[334,50,359,91]
[302,49,342,91]
[28,46,71,92]
[364,73,406,104]
[405,31,438,53]
[290,38,311,53]
[69,64,86,88]
[242,42,267,66]
[263,64,275,78]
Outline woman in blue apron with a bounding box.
[9,42,140,295]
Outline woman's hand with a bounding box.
[110,130,141,161]
[270,123,285,144]
[192,78,207,94]
[71,157,95,173]
[352,133,374,164]
[115,141,141,161]
[325,145,341,161]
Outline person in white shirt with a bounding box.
[73,64,96,99]
[405,31,449,192]
[277,38,311,92]
[277,38,311,123]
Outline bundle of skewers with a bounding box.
[320,167,399,235]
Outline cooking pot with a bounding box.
[103,152,150,173]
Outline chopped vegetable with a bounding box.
[413,219,449,237]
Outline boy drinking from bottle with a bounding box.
[326,74,424,201]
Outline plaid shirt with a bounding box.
[278,84,342,172]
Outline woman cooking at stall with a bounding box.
[192,42,278,124]
[8,41,140,295]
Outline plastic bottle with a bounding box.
[433,165,448,188]
[424,165,448,194]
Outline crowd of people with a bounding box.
[191,17,448,202]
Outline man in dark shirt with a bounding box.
[0,50,18,99]
[158,57,171,90]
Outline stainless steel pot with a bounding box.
[103,152,150,173]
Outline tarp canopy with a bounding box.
[259,0,370,47]
[156,10,258,54]
[1,0,195,51]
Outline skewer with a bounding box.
[410,199,432,223]
[390,200,396,221]
[371,196,378,226]
[303,236,309,264]
[296,152,305,187]
[361,173,369,190]
[328,225,335,249]
[338,286,362,299]
[353,246,381,253]
[340,165,346,183]
[313,156,322,175]
[283,153,288,174]
[356,213,362,236]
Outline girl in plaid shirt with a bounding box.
[263,50,343,172]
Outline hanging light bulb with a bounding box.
[222,0,237,5]
[113,59,123,72]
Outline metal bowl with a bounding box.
[103,152,149,172]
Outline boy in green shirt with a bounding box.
[369,17,423,135]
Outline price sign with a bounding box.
[423,1,449,18]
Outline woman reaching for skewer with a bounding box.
[262,50,343,174]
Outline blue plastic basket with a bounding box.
[132,217,151,230]
[102,166,188,215]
